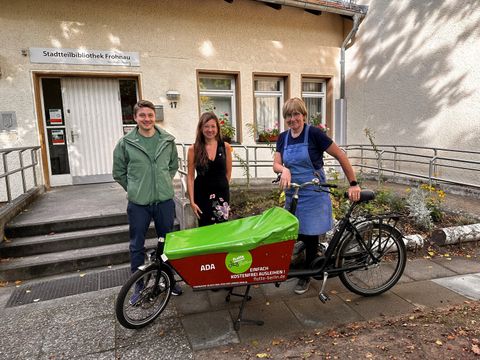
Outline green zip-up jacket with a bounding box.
[112,126,179,205]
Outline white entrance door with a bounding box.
[62,78,123,184]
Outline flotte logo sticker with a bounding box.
[225,251,252,274]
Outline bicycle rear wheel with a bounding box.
[115,266,173,329]
[337,222,406,296]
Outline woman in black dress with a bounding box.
[187,112,232,227]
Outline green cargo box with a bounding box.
[165,207,299,289]
[164,207,299,260]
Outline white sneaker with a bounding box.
[294,278,311,295]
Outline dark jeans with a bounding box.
[298,233,326,280]
[299,234,319,267]
[127,199,175,274]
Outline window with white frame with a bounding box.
[199,74,237,142]
[302,78,326,126]
[253,77,284,142]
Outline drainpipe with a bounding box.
[336,13,362,145]
[340,13,361,99]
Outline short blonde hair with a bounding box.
[282,97,307,119]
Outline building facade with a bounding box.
[0,0,366,188]
[347,0,480,151]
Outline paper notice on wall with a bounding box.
[49,109,63,124]
[51,129,65,145]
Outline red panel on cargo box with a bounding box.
[170,240,295,289]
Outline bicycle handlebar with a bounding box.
[272,173,338,189]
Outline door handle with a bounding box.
[70,130,79,143]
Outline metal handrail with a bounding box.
[1,146,41,204]
[343,144,480,189]
[175,143,480,198]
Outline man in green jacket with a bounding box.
[113,100,182,302]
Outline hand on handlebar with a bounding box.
[278,168,291,190]
[347,184,361,202]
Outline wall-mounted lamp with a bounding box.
[166,90,180,108]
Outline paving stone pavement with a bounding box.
[1,180,479,358]
[0,256,479,359]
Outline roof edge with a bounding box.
[255,0,368,17]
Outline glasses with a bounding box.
[285,111,302,119]
[285,111,303,120]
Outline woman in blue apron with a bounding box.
[273,98,361,294]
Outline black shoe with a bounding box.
[171,283,183,296]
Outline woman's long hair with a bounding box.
[194,112,222,168]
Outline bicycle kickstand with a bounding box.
[318,272,330,303]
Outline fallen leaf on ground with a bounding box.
[256,353,270,358]
[435,340,443,346]
[472,344,480,355]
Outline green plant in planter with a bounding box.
[218,112,235,142]
[257,127,280,141]
[310,112,329,133]
[310,112,322,126]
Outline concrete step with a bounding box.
[0,238,158,281]
[5,213,128,238]
[0,224,157,258]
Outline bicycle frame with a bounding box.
[284,179,397,280]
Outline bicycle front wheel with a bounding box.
[115,266,173,329]
[337,222,406,296]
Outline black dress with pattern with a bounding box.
[194,141,230,227]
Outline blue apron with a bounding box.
[283,125,334,235]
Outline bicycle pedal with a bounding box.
[318,293,330,303]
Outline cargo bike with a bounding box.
[115,176,407,330]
